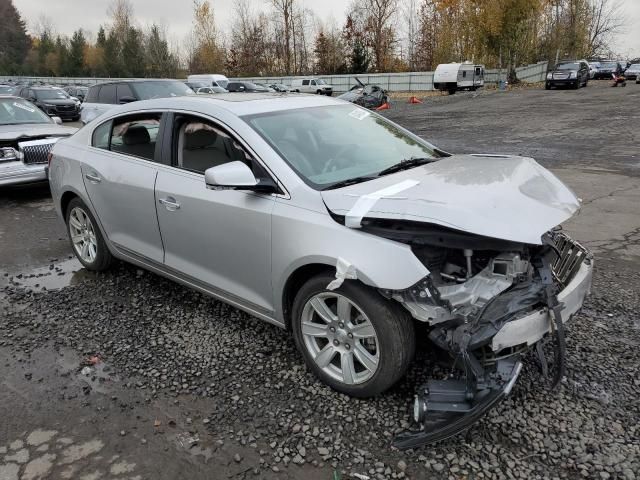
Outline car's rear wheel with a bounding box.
[66,197,113,271]
[545,82,551,90]
[291,274,415,398]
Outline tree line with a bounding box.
[0,0,625,79]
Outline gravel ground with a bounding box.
[2,81,639,479]
[2,255,638,479]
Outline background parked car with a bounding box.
[290,78,333,95]
[0,84,17,95]
[17,86,80,121]
[226,81,271,93]
[268,83,291,92]
[337,78,388,109]
[186,74,229,90]
[0,95,76,186]
[196,86,227,94]
[623,64,640,81]
[63,85,88,102]
[588,62,600,78]
[80,79,194,124]
[545,60,590,89]
[593,61,624,79]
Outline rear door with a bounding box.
[154,112,276,313]
[81,112,166,262]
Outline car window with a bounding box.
[92,120,112,149]
[174,114,254,174]
[0,98,52,125]
[310,80,316,86]
[86,86,100,102]
[245,104,437,189]
[302,80,310,86]
[116,83,135,103]
[130,81,193,100]
[109,114,161,161]
[98,84,117,104]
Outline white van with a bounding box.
[290,78,333,95]
[187,74,229,90]
[433,63,484,94]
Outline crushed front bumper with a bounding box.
[492,257,593,351]
[0,161,48,186]
[393,238,593,450]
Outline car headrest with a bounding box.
[185,128,218,149]
[123,125,151,145]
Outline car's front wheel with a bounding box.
[66,197,113,271]
[291,274,415,398]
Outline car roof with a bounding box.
[108,92,348,117]
[90,79,183,88]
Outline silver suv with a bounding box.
[49,93,592,446]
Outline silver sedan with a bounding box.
[48,93,593,446]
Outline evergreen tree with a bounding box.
[350,39,369,73]
[121,26,146,77]
[0,0,31,74]
[68,29,87,76]
[103,29,122,77]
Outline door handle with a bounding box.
[158,197,180,211]
[85,173,101,183]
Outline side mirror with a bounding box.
[205,161,257,190]
[119,96,136,104]
[52,116,63,125]
[205,161,278,193]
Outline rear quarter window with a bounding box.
[92,121,112,149]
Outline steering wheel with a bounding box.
[322,144,358,174]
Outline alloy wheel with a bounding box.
[68,206,98,264]
[301,292,380,385]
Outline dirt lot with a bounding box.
[1,81,639,480]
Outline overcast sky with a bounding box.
[12,0,640,59]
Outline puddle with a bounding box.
[56,347,120,395]
[2,257,95,291]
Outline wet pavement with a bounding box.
[1,81,639,479]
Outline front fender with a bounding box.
[271,200,429,322]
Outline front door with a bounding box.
[81,112,165,263]
[154,113,276,313]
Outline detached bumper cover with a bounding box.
[491,258,593,351]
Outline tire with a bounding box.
[65,197,113,271]
[574,80,580,89]
[545,82,551,90]
[291,273,415,398]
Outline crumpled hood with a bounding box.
[0,124,77,142]
[321,154,580,245]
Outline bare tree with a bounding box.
[270,0,294,74]
[587,0,625,56]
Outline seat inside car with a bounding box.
[180,124,230,172]
[113,125,155,160]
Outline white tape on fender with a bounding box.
[327,257,358,290]
[344,179,419,228]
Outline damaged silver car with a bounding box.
[0,95,77,186]
[48,94,592,447]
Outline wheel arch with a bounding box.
[281,263,335,331]
[60,190,80,220]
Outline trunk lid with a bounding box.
[321,154,580,245]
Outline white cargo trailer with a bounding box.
[433,63,485,94]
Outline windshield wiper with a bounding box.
[323,175,378,190]
[377,157,433,177]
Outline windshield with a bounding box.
[245,104,438,189]
[130,81,193,100]
[557,63,579,70]
[317,79,326,85]
[0,98,52,125]
[0,85,15,94]
[217,79,229,88]
[601,62,617,69]
[629,64,640,70]
[35,89,70,100]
